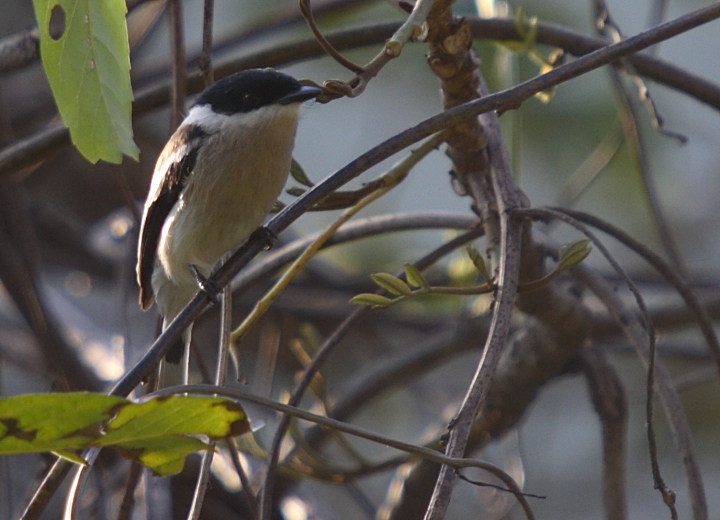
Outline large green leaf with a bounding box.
[0,393,250,476]
[33,0,139,163]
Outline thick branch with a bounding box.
[423,2,527,517]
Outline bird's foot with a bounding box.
[189,264,222,304]
[251,226,278,251]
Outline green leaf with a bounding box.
[33,0,139,163]
[116,436,211,476]
[286,187,307,197]
[0,393,126,454]
[370,273,412,296]
[557,239,592,271]
[403,264,430,289]
[0,393,250,476]
[349,294,394,308]
[52,449,89,465]
[466,246,492,283]
[513,7,538,48]
[290,159,314,187]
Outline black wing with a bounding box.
[137,124,207,309]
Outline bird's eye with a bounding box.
[243,93,254,106]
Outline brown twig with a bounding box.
[552,208,720,376]
[224,439,258,520]
[199,0,215,87]
[117,462,143,520]
[519,207,704,519]
[312,0,439,99]
[168,0,186,129]
[594,0,687,274]
[576,266,706,519]
[299,0,364,73]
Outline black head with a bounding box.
[194,68,321,115]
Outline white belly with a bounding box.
[153,104,300,319]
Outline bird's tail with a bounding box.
[158,322,193,388]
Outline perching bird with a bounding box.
[136,68,322,381]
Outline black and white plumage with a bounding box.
[136,68,321,369]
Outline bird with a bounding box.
[136,68,322,383]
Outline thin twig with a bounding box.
[575,265,706,519]
[117,462,143,520]
[554,119,624,207]
[595,0,687,273]
[224,439,258,520]
[20,458,72,520]
[199,0,215,87]
[610,69,687,275]
[188,254,233,519]
[168,0,186,129]
[303,0,439,97]
[232,212,478,290]
[148,384,536,520]
[518,207,694,519]
[552,208,720,376]
[299,0,364,73]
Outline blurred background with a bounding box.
[0,0,719,518]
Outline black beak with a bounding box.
[279,85,323,105]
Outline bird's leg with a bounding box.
[189,264,222,304]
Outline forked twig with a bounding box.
[302,0,438,98]
[298,0,364,73]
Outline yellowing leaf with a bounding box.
[0,393,250,476]
[33,0,139,163]
[0,392,125,454]
[103,396,248,441]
